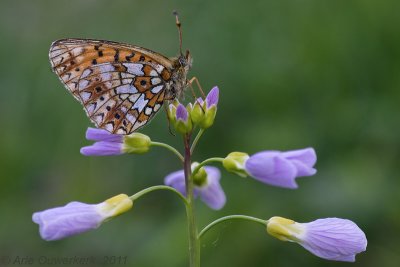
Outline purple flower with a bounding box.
[80,128,124,156]
[164,165,226,210]
[267,217,367,262]
[32,194,133,241]
[245,148,316,188]
[80,127,151,156]
[224,148,316,189]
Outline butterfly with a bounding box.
[49,16,192,135]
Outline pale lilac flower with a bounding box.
[223,148,316,188]
[80,127,151,156]
[164,165,226,210]
[267,217,367,262]
[32,194,133,241]
[80,128,123,156]
[245,148,316,188]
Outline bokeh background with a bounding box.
[1,0,399,266]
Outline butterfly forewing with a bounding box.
[49,39,173,134]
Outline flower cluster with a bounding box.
[167,86,219,133]
[33,85,367,264]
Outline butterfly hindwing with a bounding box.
[49,39,172,134]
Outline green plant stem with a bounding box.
[151,141,184,162]
[192,157,224,177]
[183,134,200,267]
[190,128,205,154]
[198,215,267,239]
[130,185,188,205]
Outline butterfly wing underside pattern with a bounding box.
[49,39,174,134]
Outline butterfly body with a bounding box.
[49,38,192,134]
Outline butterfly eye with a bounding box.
[178,56,187,67]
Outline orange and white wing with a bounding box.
[49,38,173,134]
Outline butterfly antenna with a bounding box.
[173,10,183,56]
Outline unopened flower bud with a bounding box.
[199,87,219,129]
[167,99,180,124]
[174,104,193,134]
[190,98,206,125]
[191,162,207,186]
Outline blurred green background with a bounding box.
[1,0,399,266]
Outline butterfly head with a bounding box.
[174,12,192,75]
[178,49,193,72]
[168,50,192,98]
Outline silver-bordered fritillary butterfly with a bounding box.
[49,31,192,135]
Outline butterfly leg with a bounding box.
[188,77,206,113]
[163,101,176,136]
[188,77,206,98]
[188,83,198,101]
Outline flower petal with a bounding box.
[301,218,367,262]
[245,152,298,188]
[290,160,317,177]
[164,169,188,197]
[32,202,104,241]
[198,167,226,210]
[282,148,317,176]
[85,127,123,142]
[176,104,189,122]
[80,141,123,156]
[205,86,219,108]
[196,97,204,106]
